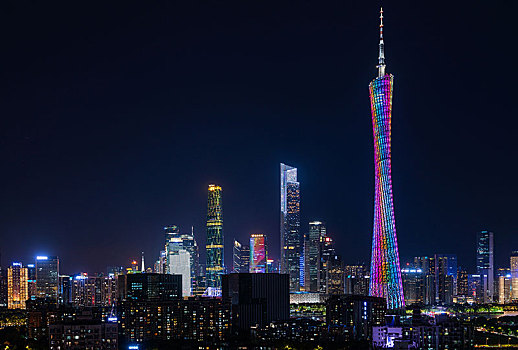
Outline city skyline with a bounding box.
[1,2,518,274]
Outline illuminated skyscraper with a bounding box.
[434,254,455,305]
[7,263,28,309]
[368,8,405,311]
[319,232,336,294]
[280,163,301,291]
[206,184,224,290]
[250,234,267,273]
[27,264,36,299]
[35,255,59,302]
[476,230,494,302]
[232,239,250,273]
[165,225,199,296]
[511,251,518,301]
[164,225,180,274]
[305,221,325,292]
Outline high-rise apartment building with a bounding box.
[326,254,345,295]
[71,273,96,307]
[367,8,405,311]
[206,184,224,291]
[476,230,494,303]
[305,221,325,292]
[344,264,369,296]
[280,163,301,292]
[250,234,267,273]
[434,255,455,305]
[414,256,435,305]
[8,262,28,309]
[35,256,59,302]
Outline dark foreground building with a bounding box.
[222,273,289,332]
[326,294,386,342]
[117,273,182,302]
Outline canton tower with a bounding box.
[368,8,405,311]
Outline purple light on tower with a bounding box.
[368,8,405,311]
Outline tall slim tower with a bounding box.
[511,251,518,301]
[206,184,224,290]
[368,8,405,311]
[305,221,325,292]
[476,230,494,302]
[280,163,301,291]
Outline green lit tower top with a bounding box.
[206,184,224,291]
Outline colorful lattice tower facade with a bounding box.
[368,8,405,311]
[206,184,224,290]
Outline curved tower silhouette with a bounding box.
[368,8,405,311]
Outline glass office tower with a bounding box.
[280,163,301,291]
[35,256,59,302]
[305,221,325,292]
[476,230,494,302]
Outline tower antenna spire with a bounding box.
[377,7,386,77]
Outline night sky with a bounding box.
[1,1,517,274]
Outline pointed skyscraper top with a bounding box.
[377,7,386,77]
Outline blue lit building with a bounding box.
[476,230,494,302]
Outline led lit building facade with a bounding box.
[8,262,28,309]
[368,9,405,311]
[280,163,301,291]
[476,230,494,303]
[250,234,267,273]
[206,184,224,290]
[36,256,59,302]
